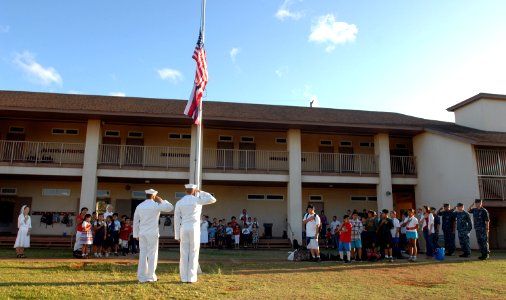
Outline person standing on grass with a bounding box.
[119,217,133,256]
[112,213,121,256]
[469,199,490,260]
[133,189,174,283]
[174,184,217,283]
[405,209,419,262]
[364,210,379,260]
[338,215,353,263]
[377,209,394,262]
[303,204,321,262]
[438,204,456,256]
[92,213,106,258]
[390,211,401,259]
[74,207,88,253]
[350,211,363,261]
[421,206,435,258]
[329,216,340,249]
[80,214,93,258]
[454,203,472,258]
[320,210,328,237]
[14,205,31,258]
[104,204,114,220]
[251,223,259,249]
[200,216,209,248]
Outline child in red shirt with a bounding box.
[119,217,133,256]
[233,224,241,249]
[338,215,353,263]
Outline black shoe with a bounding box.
[459,254,470,258]
[478,255,489,260]
[446,253,454,256]
[344,259,351,263]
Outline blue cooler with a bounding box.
[435,248,445,260]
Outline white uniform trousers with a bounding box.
[179,226,201,283]
[138,234,159,282]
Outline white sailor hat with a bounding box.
[185,183,198,189]
[145,189,158,195]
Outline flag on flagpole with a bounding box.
[184,30,208,125]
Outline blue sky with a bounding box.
[1,0,506,122]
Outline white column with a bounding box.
[79,119,101,212]
[189,125,202,186]
[374,133,393,211]
[287,129,302,242]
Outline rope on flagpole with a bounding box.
[194,0,206,190]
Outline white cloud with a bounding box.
[275,66,289,78]
[230,47,240,63]
[109,92,126,97]
[157,68,183,83]
[68,90,83,94]
[0,25,9,33]
[309,14,358,52]
[276,0,303,21]
[13,51,62,86]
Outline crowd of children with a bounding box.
[200,213,261,249]
[308,206,449,263]
[80,212,136,259]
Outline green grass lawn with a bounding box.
[0,248,505,299]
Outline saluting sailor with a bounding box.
[174,183,217,283]
[133,189,174,283]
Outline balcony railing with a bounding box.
[479,177,506,201]
[98,145,191,169]
[301,152,378,175]
[202,149,289,172]
[476,149,506,176]
[390,156,417,175]
[0,140,85,165]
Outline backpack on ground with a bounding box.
[294,246,310,261]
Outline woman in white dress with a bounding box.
[14,205,31,258]
[200,216,209,247]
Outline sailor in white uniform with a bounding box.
[133,189,173,283]
[174,184,217,283]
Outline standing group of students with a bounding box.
[200,213,260,249]
[73,206,136,259]
[302,198,491,263]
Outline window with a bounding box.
[219,135,233,142]
[360,142,374,148]
[351,196,367,201]
[175,192,186,200]
[320,140,332,146]
[128,131,144,138]
[181,134,192,140]
[96,190,111,198]
[8,126,25,133]
[309,195,323,202]
[104,130,120,137]
[241,136,254,143]
[275,138,287,144]
[367,196,377,201]
[247,194,284,201]
[65,129,79,135]
[339,141,353,147]
[169,133,181,139]
[52,128,65,135]
[42,188,71,197]
[131,191,145,199]
[0,188,17,195]
[395,144,407,149]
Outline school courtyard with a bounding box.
[0,248,504,299]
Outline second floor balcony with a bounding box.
[0,140,85,166]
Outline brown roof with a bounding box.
[447,93,506,112]
[2,90,506,146]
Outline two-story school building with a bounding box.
[0,90,505,249]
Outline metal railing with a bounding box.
[478,177,506,201]
[202,149,289,172]
[301,152,378,175]
[390,155,417,175]
[0,140,85,165]
[98,144,191,169]
[476,149,506,176]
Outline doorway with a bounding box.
[217,142,234,169]
[101,137,121,165]
[338,146,354,173]
[125,138,144,166]
[239,142,256,170]
[0,196,32,234]
[319,146,334,172]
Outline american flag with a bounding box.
[184,30,208,125]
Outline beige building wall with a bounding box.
[0,179,81,235]
[101,124,192,147]
[301,133,375,154]
[413,132,481,248]
[302,188,377,218]
[203,128,288,151]
[0,120,87,143]
[454,99,506,132]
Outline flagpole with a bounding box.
[195,0,206,190]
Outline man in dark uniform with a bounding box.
[469,199,490,260]
[437,204,456,256]
[454,203,472,258]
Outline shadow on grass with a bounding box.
[0,280,191,287]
